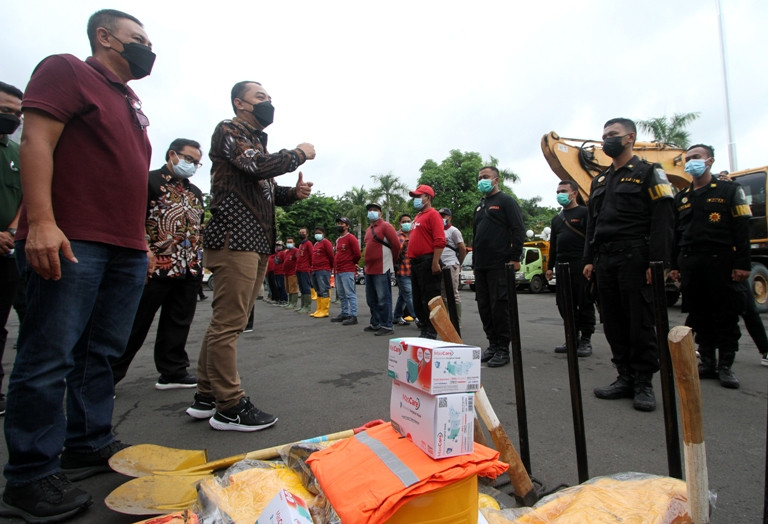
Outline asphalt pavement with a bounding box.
[1,284,766,523]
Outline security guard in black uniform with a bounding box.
[546,179,595,357]
[670,144,751,389]
[583,117,674,412]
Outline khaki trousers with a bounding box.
[197,246,268,410]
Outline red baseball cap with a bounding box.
[408,184,435,198]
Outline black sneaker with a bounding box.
[342,316,358,326]
[487,351,510,368]
[155,374,198,390]
[186,393,216,419]
[554,343,567,354]
[395,318,410,326]
[60,441,129,481]
[363,325,381,332]
[209,397,277,432]
[481,347,496,363]
[0,473,92,522]
[576,338,592,358]
[375,327,395,337]
[330,314,347,323]
[718,366,740,389]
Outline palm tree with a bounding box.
[637,112,700,148]
[339,186,369,243]
[369,172,409,223]
[488,155,520,185]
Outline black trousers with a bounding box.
[738,279,768,354]
[595,246,659,373]
[410,256,441,335]
[111,277,199,384]
[0,256,23,391]
[474,267,511,349]
[555,259,596,338]
[679,250,742,355]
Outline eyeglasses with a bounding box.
[126,95,150,129]
[174,152,203,168]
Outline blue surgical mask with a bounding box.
[172,153,196,179]
[401,222,411,232]
[477,179,493,194]
[413,197,424,210]
[556,193,571,206]
[443,219,449,226]
[314,233,323,241]
[685,159,708,178]
[367,211,379,221]
[286,243,294,249]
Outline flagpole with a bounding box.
[716,0,736,172]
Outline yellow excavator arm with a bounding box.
[541,131,690,202]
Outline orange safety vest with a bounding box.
[307,422,508,523]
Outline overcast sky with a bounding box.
[3,1,766,209]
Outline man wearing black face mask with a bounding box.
[583,117,674,412]
[1,9,154,522]
[0,82,24,419]
[188,80,315,432]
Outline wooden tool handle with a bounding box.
[668,326,709,523]
[428,301,538,506]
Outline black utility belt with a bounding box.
[597,238,648,254]
[410,254,434,263]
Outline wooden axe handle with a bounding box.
[668,326,709,523]
[428,302,538,506]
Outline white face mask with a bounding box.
[171,152,197,179]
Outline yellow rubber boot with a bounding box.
[311,288,318,300]
[313,297,330,318]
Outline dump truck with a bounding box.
[515,239,550,293]
[541,131,768,310]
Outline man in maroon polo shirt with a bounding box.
[1,9,155,522]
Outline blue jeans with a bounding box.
[365,271,393,329]
[297,271,312,295]
[5,241,146,485]
[394,275,414,321]
[336,272,357,317]
[312,270,331,298]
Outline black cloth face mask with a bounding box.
[109,34,156,79]
[251,101,275,128]
[602,136,627,158]
[0,114,21,135]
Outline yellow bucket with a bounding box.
[386,475,478,524]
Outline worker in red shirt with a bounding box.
[407,185,446,339]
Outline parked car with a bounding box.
[459,251,474,291]
[355,266,397,286]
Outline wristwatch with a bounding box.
[6,228,16,236]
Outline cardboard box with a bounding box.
[255,489,314,524]
[390,380,474,459]
[388,337,481,395]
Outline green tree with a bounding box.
[417,150,520,246]
[637,112,700,148]
[278,192,339,243]
[519,196,558,234]
[369,172,409,223]
[338,185,369,242]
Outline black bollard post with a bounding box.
[650,261,683,479]
[441,266,460,336]
[557,262,589,483]
[505,264,531,474]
